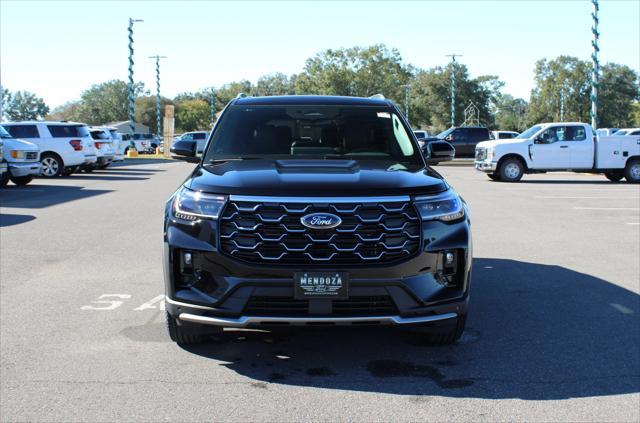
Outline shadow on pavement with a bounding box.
[64,174,148,181]
[520,179,628,185]
[0,185,113,209]
[0,213,36,227]
[182,258,640,400]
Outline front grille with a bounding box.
[25,152,38,160]
[219,198,421,265]
[244,295,397,316]
[475,148,487,161]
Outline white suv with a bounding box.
[2,121,97,177]
[89,127,116,169]
[172,131,209,154]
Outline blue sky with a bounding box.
[1,0,638,108]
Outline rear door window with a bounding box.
[3,124,39,138]
[48,125,90,138]
[193,133,207,140]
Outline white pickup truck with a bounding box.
[474,122,640,183]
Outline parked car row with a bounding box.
[0,120,158,187]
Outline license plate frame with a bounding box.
[294,272,349,300]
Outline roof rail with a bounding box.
[369,94,385,100]
[236,92,248,99]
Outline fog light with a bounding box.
[445,252,454,266]
[183,252,192,266]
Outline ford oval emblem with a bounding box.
[300,213,342,230]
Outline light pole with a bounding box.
[209,87,216,125]
[590,0,600,129]
[403,84,410,123]
[128,18,143,136]
[446,54,462,127]
[149,55,166,138]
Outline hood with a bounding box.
[477,138,526,149]
[187,159,448,197]
[1,137,39,152]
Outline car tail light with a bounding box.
[69,140,83,151]
[95,142,103,149]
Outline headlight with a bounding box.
[10,150,26,159]
[414,190,465,222]
[173,187,226,221]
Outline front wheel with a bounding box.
[9,175,33,186]
[498,158,524,182]
[0,172,9,187]
[415,314,467,345]
[624,159,640,183]
[166,312,220,345]
[487,173,500,181]
[40,154,63,177]
[604,171,624,182]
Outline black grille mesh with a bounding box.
[219,199,421,265]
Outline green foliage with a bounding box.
[135,96,174,133]
[76,80,147,125]
[4,90,50,121]
[598,64,640,128]
[46,101,82,121]
[175,99,211,132]
[494,95,529,132]
[254,73,295,96]
[527,56,639,127]
[631,102,640,127]
[294,45,413,105]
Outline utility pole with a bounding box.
[127,18,143,136]
[560,88,565,122]
[590,0,600,129]
[403,84,410,123]
[445,54,462,127]
[149,55,167,138]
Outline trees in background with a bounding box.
[134,95,174,133]
[9,45,633,133]
[527,56,639,127]
[3,90,49,121]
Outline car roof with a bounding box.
[3,120,86,126]
[233,95,391,107]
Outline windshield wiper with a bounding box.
[208,156,265,164]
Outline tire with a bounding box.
[166,312,216,345]
[487,173,500,181]
[498,157,524,182]
[624,159,640,183]
[0,172,9,187]
[83,165,94,173]
[40,153,63,178]
[62,166,77,176]
[9,175,33,186]
[417,314,467,346]
[604,171,624,182]
[99,162,111,169]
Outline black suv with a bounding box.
[431,126,491,157]
[165,95,472,345]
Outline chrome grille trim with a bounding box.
[220,196,421,265]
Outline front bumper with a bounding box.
[474,160,497,172]
[164,207,472,328]
[8,161,41,177]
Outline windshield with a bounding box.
[204,105,422,164]
[436,127,455,138]
[516,125,544,139]
[614,129,629,136]
[0,126,11,138]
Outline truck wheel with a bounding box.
[624,159,640,183]
[0,172,9,187]
[487,173,500,181]
[604,171,624,182]
[166,312,218,345]
[9,175,33,186]
[40,153,63,177]
[498,158,524,182]
[418,314,467,345]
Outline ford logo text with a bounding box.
[300,213,342,230]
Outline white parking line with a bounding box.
[627,222,640,225]
[537,196,639,199]
[574,207,639,211]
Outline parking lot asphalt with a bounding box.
[1,160,638,422]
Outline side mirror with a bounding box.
[423,140,455,165]
[445,135,453,142]
[534,136,545,144]
[170,140,199,163]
